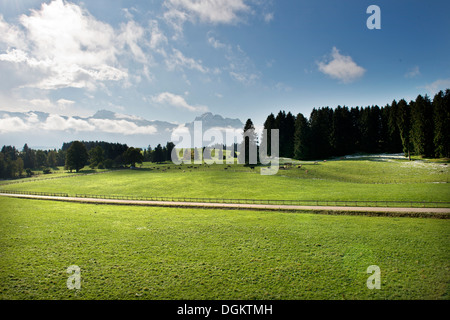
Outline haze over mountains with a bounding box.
[0,110,244,150]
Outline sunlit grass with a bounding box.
[1,159,449,202]
[0,197,448,300]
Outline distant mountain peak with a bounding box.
[192,112,243,128]
[92,110,116,119]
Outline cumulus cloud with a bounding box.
[152,92,208,112]
[42,114,95,132]
[0,116,31,133]
[317,47,366,83]
[0,113,158,135]
[0,0,156,91]
[0,14,26,49]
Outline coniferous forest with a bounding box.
[261,90,450,160]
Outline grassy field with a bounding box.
[1,157,449,203]
[1,157,449,300]
[0,197,448,300]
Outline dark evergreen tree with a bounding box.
[284,112,296,158]
[274,111,286,157]
[396,99,412,160]
[433,90,450,158]
[331,106,353,156]
[153,144,165,163]
[349,107,361,152]
[65,141,89,172]
[239,119,258,165]
[261,113,275,157]
[47,150,58,168]
[35,150,47,169]
[385,101,403,153]
[1,146,18,161]
[89,146,104,168]
[359,106,383,153]
[309,107,333,159]
[123,147,144,167]
[410,95,434,157]
[22,144,35,169]
[293,113,312,160]
[165,142,176,162]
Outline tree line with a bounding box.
[0,141,178,179]
[260,90,450,160]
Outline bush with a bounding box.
[103,159,113,169]
[43,168,52,174]
[98,162,105,169]
[26,168,33,177]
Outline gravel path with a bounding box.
[2,193,449,216]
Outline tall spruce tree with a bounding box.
[293,113,312,160]
[331,106,353,156]
[153,144,165,163]
[284,112,296,158]
[309,107,333,159]
[275,111,287,157]
[239,119,258,165]
[385,100,404,153]
[396,99,412,160]
[261,113,275,157]
[410,95,434,157]
[433,90,450,158]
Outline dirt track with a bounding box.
[2,193,450,217]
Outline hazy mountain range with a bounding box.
[0,110,244,150]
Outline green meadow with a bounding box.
[0,197,448,300]
[1,157,449,300]
[1,158,449,203]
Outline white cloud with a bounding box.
[0,15,26,50]
[152,92,208,112]
[207,35,227,49]
[207,35,261,85]
[42,114,95,132]
[264,12,274,23]
[422,79,450,95]
[229,71,259,85]
[0,116,31,133]
[56,99,76,108]
[226,44,260,85]
[88,118,157,135]
[149,20,168,55]
[166,48,209,73]
[164,0,250,24]
[118,20,148,64]
[0,0,156,91]
[405,66,420,78]
[163,0,251,38]
[0,112,158,135]
[317,47,366,83]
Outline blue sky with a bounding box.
[0,0,449,134]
